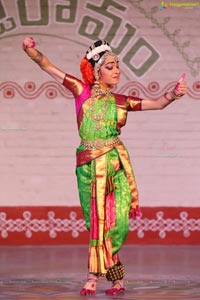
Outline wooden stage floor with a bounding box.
[0,245,200,299]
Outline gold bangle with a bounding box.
[170,90,182,100]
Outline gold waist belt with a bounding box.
[81,136,121,150]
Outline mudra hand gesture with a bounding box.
[22,37,36,50]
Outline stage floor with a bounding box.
[0,245,200,299]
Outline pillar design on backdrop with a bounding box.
[0,208,200,244]
[1,81,200,100]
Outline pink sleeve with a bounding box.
[62,73,92,116]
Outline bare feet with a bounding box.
[105,280,125,295]
[80,274,98,296]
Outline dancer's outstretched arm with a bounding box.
[141,74,188,111]
[22,37,65,84]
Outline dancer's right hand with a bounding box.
[22,37,36,51]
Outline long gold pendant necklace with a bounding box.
[90,83,111,130]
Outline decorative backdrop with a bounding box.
[0,0,199,244]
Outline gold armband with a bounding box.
[31,50,43,64]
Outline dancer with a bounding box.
[22,37,187,295]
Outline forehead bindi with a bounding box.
[103,55,118,66]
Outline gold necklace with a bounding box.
[90,83,111,130]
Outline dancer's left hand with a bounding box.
[129,205,141,219]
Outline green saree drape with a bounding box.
[62,74,142,276]
[76,93,140,275]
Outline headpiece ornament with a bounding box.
[86,40,112,67]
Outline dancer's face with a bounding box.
[99,54,120,89]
